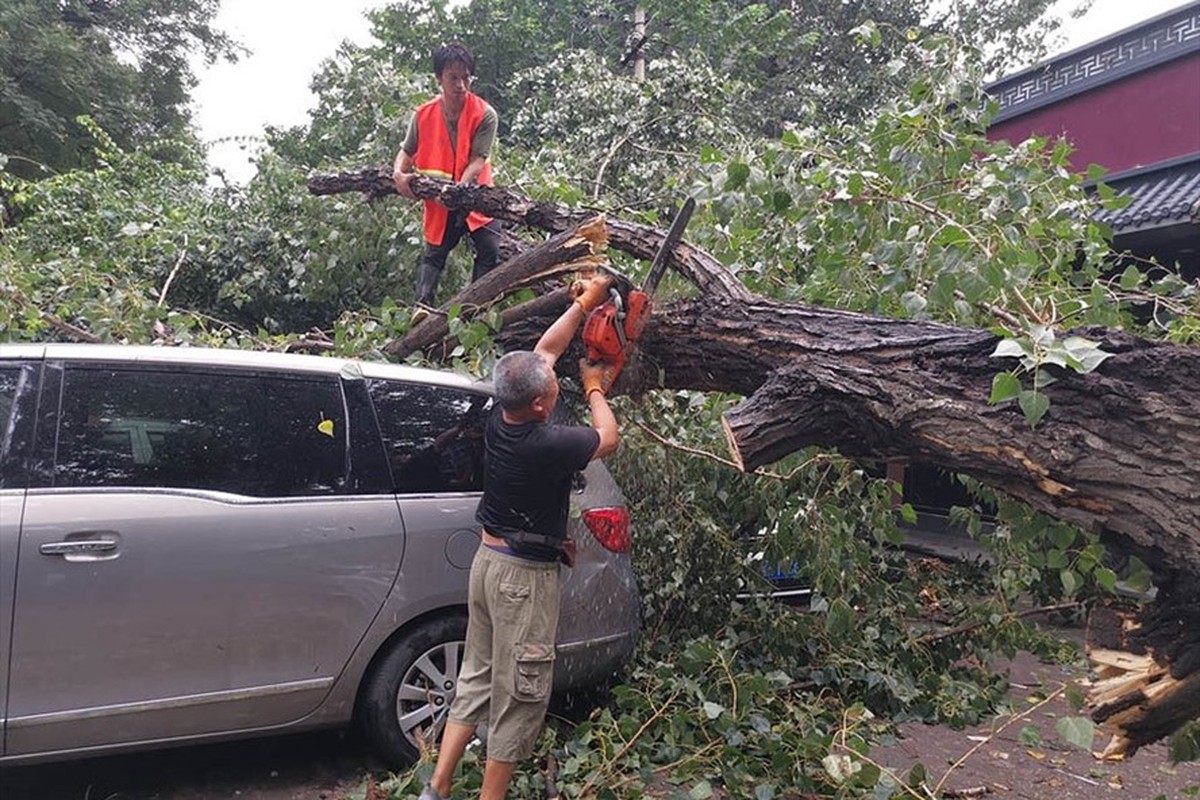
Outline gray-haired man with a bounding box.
[420,273,619,800]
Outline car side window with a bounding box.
[0,364,36,488]
[367,380,490,494]
[0,367,20,452]
[55,366,348,497]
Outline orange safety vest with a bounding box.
[412,92,494,246]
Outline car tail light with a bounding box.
[582,506,631,553]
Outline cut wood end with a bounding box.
[1096,734,1132,761]
[721,415,747,472]
[577,215,609,252]
[1087,648,1156,672]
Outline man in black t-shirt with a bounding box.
[419,274,619,800]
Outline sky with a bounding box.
[191,0,1195,184]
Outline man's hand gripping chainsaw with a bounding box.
[578,197,695,394]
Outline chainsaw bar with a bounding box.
[640,196,696,299]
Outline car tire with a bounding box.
[359,614,468,769]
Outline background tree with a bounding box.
[285,0,1074,167]
[0,0,239,178]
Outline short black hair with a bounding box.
[433,43,475,78]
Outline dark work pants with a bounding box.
[415,211,502,306]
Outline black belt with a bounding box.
[503,530,569,564]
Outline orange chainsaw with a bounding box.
[583,197,695,384]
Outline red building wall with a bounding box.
[987,54,1200,174]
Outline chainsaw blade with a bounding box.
[640,196,696,299]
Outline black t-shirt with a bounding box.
[475,407,600,560]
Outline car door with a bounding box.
[367,379,490,608]
[0,359,42,756]
[5,360,404,756]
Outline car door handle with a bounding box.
[40,539,119,555]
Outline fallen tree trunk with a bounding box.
[491,296,1200,582]
[310,171,1200,757]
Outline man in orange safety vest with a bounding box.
[393,43,502,308]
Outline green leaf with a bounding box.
[725,162,751,190]
[900,291,927,316]
[843,173,862,198]
[1018,390,1050,427]
[899,502,918,524]
[991,339,1029,360]
[825,599,856,638]
[1168,721,1200,763]
[1029,324,1055,348]
[689,780,715,800]
[1032,368,1058,390]
[1055,716,1095,751]
[1119,265,1143,290]
[1046,549,1068,569]
[1123,557,1155,594]
[1049,526,1075,549]
[1095,567,1118,593]
[1060,568,1080,596]
[702,701,725,719]
[1061,336,1113,374]
[1018,725,1044,746]
[989,371,1021,404]
[933,224,970,249]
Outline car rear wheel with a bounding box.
[359,614,468,768]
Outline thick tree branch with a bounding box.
[307,169,750,301]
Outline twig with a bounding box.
[0,286,101,342]
[593,130,638,201]
[914,602,1081,645]
[931,683,1068,797]
[860,192,988,254]
[1009,285,1045,325]
[830,739,931,800]
[157,235,188,307]
[632,419,840,481]
[956,289,1021,331]
[576,691,677,798]
[1052,767,1102,786]
[717,649,737,716]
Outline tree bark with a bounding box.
[310,171,1200,756]
[386,216,608,360]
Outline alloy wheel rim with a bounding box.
[396,639,464,749]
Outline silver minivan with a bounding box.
[0,344,640,767]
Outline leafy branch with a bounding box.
[988,325,1113,427]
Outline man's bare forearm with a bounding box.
[588,390,619,459]
[534,303,586,370]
